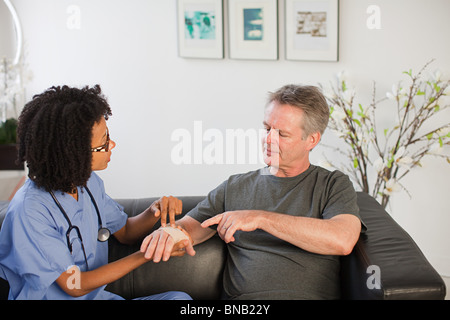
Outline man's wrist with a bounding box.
[159,225,192,244]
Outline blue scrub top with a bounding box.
[0,172,128,300]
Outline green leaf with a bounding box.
[353,119,362,127]
[417,90,425,96]
[387,157,394,168]
[426,133,433,140]
[353,158,358,168]
[384,128,388,136]
[403,100,408,108]
[439,137,443,148]
[433,83,441,92]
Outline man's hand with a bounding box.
[140,227,195,262]
[201,210,262,243]
[149,196,183,227]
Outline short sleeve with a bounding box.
[322,171,367,232]
[187,180,226,228]
[102,193,128,234]
[87,173,128,234]
[0,200,74,299]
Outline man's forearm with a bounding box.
[177,215,216,246]
[257,210,361,255]
[203,210,361,255]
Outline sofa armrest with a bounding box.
[341,192,446,299]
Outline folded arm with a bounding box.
[202,210,361,256]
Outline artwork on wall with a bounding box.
[228,0,278,60]
[176,0,340,61]
[285,0,339,61]
[177,0,224,59]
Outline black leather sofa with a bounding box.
[0,192,446,300]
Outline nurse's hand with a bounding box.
[140,227,195,263]
[150,196,183,227]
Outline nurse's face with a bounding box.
[91,117,116,171]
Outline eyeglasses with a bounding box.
[91,128,110,153]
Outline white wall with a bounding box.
[0,1,15,58]
[6,0,450,276]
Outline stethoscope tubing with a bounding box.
[49,186,111,270]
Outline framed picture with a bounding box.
[228,0,278,60]
[285,0,339,61]
[177,0,224,59]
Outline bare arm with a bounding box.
[178,215,217,245]
[139,215,216,263]
[56,240,188,297]
[202,210,361,256]
[56,196,186,297]
[56,251,148,297]
[114,196,183,245]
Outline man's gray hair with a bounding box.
[267,84,330,138]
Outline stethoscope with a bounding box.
[49,186,111,270]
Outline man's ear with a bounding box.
[307,132,321,151]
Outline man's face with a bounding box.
[262,102,319,176]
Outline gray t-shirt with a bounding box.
[188,165,363,300]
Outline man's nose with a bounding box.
[266,128,279,144]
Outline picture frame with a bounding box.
[228,0,278,60]
[177,0,224,59]
[285,0,339,61]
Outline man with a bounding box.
[141,84,365,299]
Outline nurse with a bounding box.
[0,85,193,300]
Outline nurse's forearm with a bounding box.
[114,207,159,245]
[56,251,147,297]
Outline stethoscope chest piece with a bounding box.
[98,227,111,242]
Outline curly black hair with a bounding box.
[17,85,112,193]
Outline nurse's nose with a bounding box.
[109,139,116,150]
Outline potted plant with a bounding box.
[1,57,28,170]
[0,117,22,170]
[320,60,450,208]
